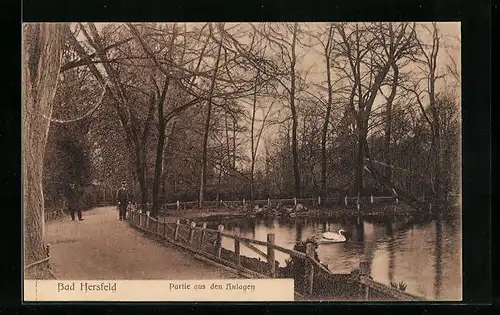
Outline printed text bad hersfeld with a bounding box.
[58,282,117,293]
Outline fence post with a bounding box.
[267,234,276,278]
[146,210,150,229]
[156,217,161,236]
[188,222,196,245]
[163,217,166,238]
[359,261,370,300]
[139,212,143,228]
[200,222,207,249]
[177,200,180,210]
[304,242,315,295]
[216,224,224,258]
[174,220,180,241]
[359,260,370,276]
[243,199,246,206]
[318,196,321,206]
[370,195,374,204]
[344,196,348,207]
[267,198,271,207]
[294,197,297,206]
[234,227,241,265]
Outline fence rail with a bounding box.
[156,195,401,212]
[128,208,329,285]
[127,208,423,300]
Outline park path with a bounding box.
[44,206,238,280]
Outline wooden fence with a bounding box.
[127,208,423,301]
[159,195,401,212]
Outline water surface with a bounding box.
[216,214,462,300]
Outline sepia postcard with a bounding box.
[23,22,462,302]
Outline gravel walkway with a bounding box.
[43,206,239,280]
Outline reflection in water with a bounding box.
[434,218,443,299]
[356,217,365,243]
[295,219,303,242]
[218,214,461,301]
[385,218,395,284]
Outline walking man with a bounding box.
[67,183,83,221]
[116,180,129,221]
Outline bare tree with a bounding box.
[248,73,276,205]
[250,23,303,196]
[404,22,446,200]
[332,22,418,197]
[380,62,400,182]
[127,23,211,216]
[305,23,340,198]
[199,23,224,208]
[66,23,155,207]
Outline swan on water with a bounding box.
[321,229,347,243]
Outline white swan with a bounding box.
[321,229,347,243]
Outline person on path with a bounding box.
[66,183,83,221]
[116,181,129,221]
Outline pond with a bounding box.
[213,214,462,301]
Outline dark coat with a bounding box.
[66,186,80,209]
[116,187,129,205]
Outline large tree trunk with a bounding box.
[232,117,237,168]
[320,102,332,198]
[199,95,211,209]
[135,147,149,207]
[152,123,166,217]
[290,23,301,198]
[23,23,64,279]
[199,24,224,209]
[151,78,170,218]
[354,123,367,197]
[383,66,399,182]
[250,68,259,206]
[320,26,334,199]
[430,76,444,201]
[431,128,444,199]
[224,114,231,171]
[383,120,393,182]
